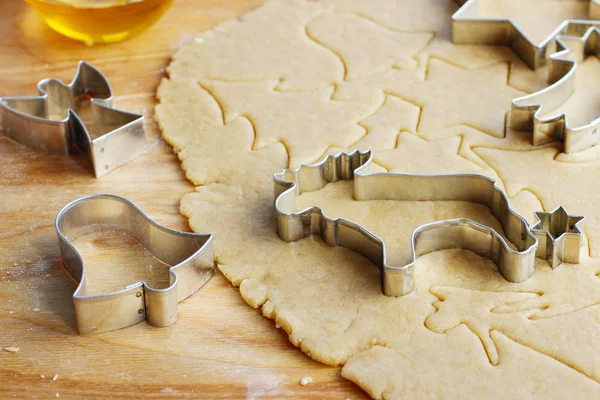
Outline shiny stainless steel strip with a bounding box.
[0,61,146,177]
[274,151,549,297]
[56,194,214,334]
[511,27,600,153]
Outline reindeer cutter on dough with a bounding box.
[273,151,584,297]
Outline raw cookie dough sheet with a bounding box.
[156,0,600,398]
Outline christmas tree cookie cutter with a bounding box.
[453,1,600,152]
[511,26,600,152]
[0,61,147,177]
[56,194,214,334]
[273,151,584,297]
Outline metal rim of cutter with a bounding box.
[273,150,542,297]
[0,61,147,178]
[511,26,600,153]
[452,2,600,153]
[55,194,214,335]
[452,0,600,70]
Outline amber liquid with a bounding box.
[24,0,173,45]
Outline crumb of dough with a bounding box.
[300,377,313,386]
[55,393,60,398]
[3,347,20,353]
[51,374,59,382]
[40,375,45,379]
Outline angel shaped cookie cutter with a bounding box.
[0,61,147,177]
[56,194,214,334]
[274,151,584,297]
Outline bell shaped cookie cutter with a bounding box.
[511,26,600,153]
[0,61,147,177]
[55,194,214,334]
[274,151,584,297]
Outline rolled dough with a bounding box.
[156,0,600,398]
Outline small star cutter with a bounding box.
[531,206,585,268]
[273,151,584,297]
[452,0,600,70]
[0,61,147,178]
[511,26,600,152]
[55,194,215,334]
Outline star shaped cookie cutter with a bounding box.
[511,26,600,152]
[532,206,585,268]
[452,0,600,69]
[0,61,147,177]
[273,151,584,297]
[55,194,214,334]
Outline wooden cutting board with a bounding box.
[0,0,367,397]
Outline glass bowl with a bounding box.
[24,0,174,45]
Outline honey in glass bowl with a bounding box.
[24,0,174,45]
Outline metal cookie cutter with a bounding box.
[273,151,584,297]
[0,61,147,178]
[55,194,214,334]
[511,26,600,152]
[532,206,585,268]
[452,0,600,69]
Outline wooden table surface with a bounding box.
[0,1,367,398]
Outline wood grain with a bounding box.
[0,0,367,398]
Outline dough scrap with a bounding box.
[306,13,433,80]
[167,0,342,91]
[199,79,382,166]
[388,59,525,137]
[156,0,600,398]
[342,328,600,400]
